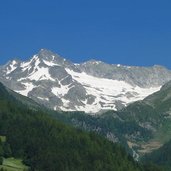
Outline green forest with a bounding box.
[0,83,165,171]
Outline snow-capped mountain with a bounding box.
[1,49,171,114]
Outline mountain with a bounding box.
[0,82,146,171]
[51,80,171,161]
[1,49,171,113]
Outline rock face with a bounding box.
[0,49,171,113]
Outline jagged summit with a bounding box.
[36,49,78,70]
[37,49,61,61]
[38,48,57,56]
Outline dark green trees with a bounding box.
[0,82,143,171]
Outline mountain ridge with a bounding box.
[0,49,170,113]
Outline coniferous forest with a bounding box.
[0,83,165,171]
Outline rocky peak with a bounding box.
[36,49,76,69]
[37,49,61,61]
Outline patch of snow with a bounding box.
[15,82,36,96]
[52,55,55,60]
[6,76,11,80]
[17,77,26,81]
[51,84,73,97]
[21,55,38,71]
[74,63,80,66]
[65,68,161,113]
[43,60,60,67]
[27,67,55,81]
[6,60,17,74]
[61,98,70,107]
[59,75,70,82]
[37,97,49,101]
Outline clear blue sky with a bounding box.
[1,0,171,68]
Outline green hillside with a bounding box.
[46,81,171,165]
[142,139,171,171]
[117,81,171,154]
[0,82,144,171]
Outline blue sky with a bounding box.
[1,0,171,68]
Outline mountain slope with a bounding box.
[107,81,171,156]
[1,49,170,113]
[0,82,144,171]
[49,81,171,160]
[142,139,171,170]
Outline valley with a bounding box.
[0,50,171,170]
